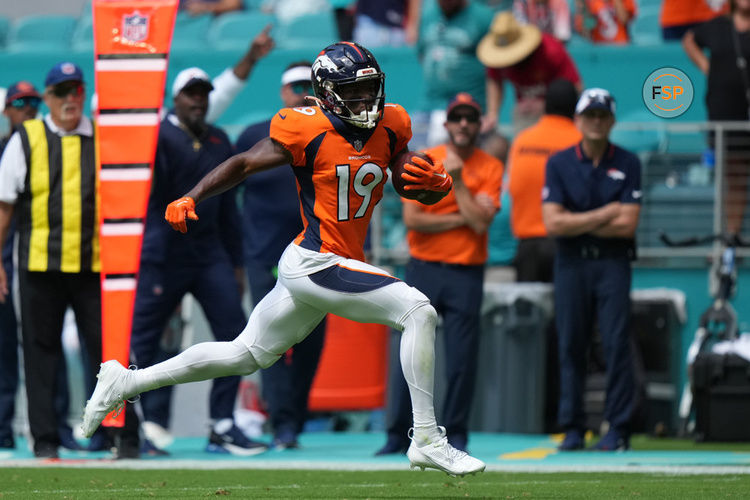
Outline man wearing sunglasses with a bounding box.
[234,61,326,451]
[0,63,105,459]
[0,81,41,452]
[377,92,504,455]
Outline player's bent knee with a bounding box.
[404,302,438,333]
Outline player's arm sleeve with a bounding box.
[207,68,245,124]
[270,110,307,166]
[620,154,642,204]
[218,187,244,267]
[543,155,565,205]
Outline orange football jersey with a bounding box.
[270,103,411,261]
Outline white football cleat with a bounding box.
[407,427,486,477]
[81,360,134,438]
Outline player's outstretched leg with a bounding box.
[82,339,258,438]
[399,303,485,477]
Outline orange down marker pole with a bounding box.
[93,0,177,427]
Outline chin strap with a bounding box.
[304,95,325,107]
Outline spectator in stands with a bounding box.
[506,79,580,431]
[235,61,326,450]
[0,63,105,459]
[543,88,640,451]
[353,0,422,47]
[573,0,637,44]
[181,0,243,16]
[513,0,571,43]
[683,0,750,235]
[130,67,268,457]
[377,93,503,455]
[661,0,728,40]
[478,11,582,133]
[418,0,494,146]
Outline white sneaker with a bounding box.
[407,427,486,477]
[142,421,174,450]
[81,361,134,438]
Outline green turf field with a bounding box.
[1,468,749,499]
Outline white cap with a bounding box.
[281,65,312,86]
[172,67,213,98]
[575,87,616,115]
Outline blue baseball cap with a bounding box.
[575,88,616,116]
[45,62,84,87]
[5,81,40,108]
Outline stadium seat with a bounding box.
[206,11,274,51]
[0,15,11,48]
[631,6,661,45]
[275,11,337,50]
[71,16,94,53]
[611,109,666,153]
[6,15,77,53]
[171,12,212,51]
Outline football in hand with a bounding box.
[389,151,445,205]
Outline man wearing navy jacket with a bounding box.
[235,61,326,450]
[542,88,641,452]
[130,67,267,456]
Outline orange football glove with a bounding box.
[165,196,198,233]
[401,155,453,192]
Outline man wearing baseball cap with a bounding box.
[2,82,41,149]
[0,80,41,452]
[377,91,504,455]
[542,87,641,451]
[129,65,268,456]
[0,62,105,459]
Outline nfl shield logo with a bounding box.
[122,11,149,43]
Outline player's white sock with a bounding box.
[132,340,258,394]
[400,303,439,445]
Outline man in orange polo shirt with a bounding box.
[508,79,581,283]
[377,93,503,455]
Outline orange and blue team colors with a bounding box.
[405,145,504,266]
[270,103,411,262]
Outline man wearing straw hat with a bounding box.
[477,11,582,133]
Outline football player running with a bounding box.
[82,41,485,477]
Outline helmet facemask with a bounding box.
[319,73,385,129]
